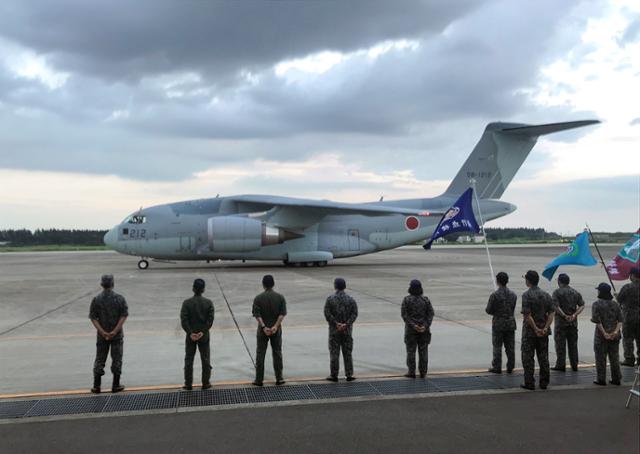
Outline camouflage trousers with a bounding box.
[622,321,640,364]
[491,329,515,372]
[93,336,123,376]
[594,337,621,383]
[329,331,354,378]
[405,330,430,376]
[255,329,283,383]
[521,335,549,388]
[184,332,212,386]
[553,325,579,370]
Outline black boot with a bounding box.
[91,375,101,394]
[112,374,125,393]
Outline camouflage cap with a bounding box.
[101,274,114,287]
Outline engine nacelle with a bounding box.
[208,217,302,252]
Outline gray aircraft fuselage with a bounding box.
[103,196,514,265]
[103,120,599,268]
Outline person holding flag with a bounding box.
[542,230,597,281]
[591,283,623,386]
[617,267,640,367]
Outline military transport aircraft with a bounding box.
[104,120,599,269]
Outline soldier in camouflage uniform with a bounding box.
[401,279,434,378]
[520,270,554,390]
[591,283,623,385]
[324,277,358,381]
[551,273,585,372]
[180,278,215,391]
[617,267,640,366]
[252,275,287,386]
[485,272,517,374]
[89,274,128,393]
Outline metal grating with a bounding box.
[178,388,248,408]
[246,384,316,403]
[0,400,38,419]
[1,366,636,420]
[309,381,380,399]
[622,367,637,381]
[103,392,177,413]
[430,375,503,392]
[26,395,109,417]
[370,378,439,395]
[483,373,525,388]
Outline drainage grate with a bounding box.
[26,396,110,417]
[309,381,380,399]
[103,392,177,413]
[622,367,637,381]
[0,400,38,419]
[246,384,316,403]
[483,373,525,389]
[178,388,248,408]
[370,378,439,395]
[0,366,633,420]
[429,375,503,392]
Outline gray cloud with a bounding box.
[0,0,604,182]
[0,0,479,83]
[630,117,640,126]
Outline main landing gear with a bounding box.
[137,259,149,270]
[283,260,328,267]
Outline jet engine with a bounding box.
[207,217,302,252]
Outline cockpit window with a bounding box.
[123,214,146,224]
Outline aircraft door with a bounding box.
[347,229,360,251]
[178,234,194,253]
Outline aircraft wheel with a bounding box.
[305,262,314,267]
[317,261,328,267]
[138,259,149,270]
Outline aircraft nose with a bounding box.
[103,227,117,248]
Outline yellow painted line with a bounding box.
[0,320,491,341]
[0,364,597,400]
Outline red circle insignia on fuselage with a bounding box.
[405,216,420,230]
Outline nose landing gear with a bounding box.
[137,259,149,270]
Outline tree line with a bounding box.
[0,229,108,246]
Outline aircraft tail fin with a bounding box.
[444,120,600,199]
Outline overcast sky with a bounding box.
[0,0,638,233]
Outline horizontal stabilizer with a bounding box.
[499,120,601,137]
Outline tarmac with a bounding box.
[0,244,626,395]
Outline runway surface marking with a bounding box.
[212,270,256,368]
[0,289,95,337]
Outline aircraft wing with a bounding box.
[225,194,442,220]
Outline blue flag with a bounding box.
[424,187,480,250]
[542,230,597,281]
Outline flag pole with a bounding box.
[471,179,497,290]
[585,224,617,294]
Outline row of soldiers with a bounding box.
[487,268,639,389]
[87,267,639,393]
